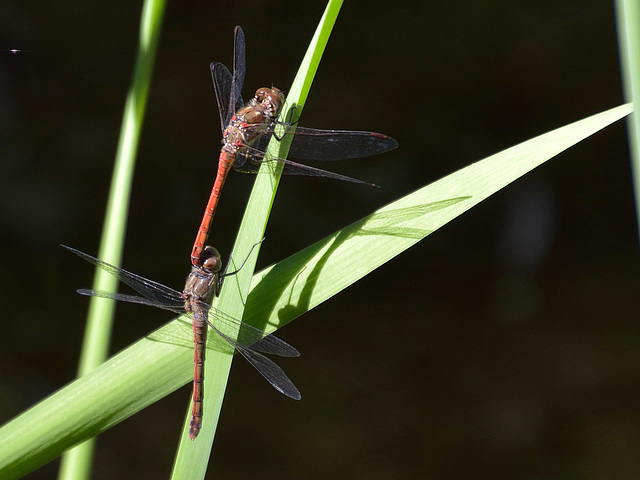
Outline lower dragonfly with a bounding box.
[63,244,300,439]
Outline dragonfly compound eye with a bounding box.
[255,87,284,118]
[201,246,222,273]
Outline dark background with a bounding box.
[2,1,638,478]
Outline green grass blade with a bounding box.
[170,1,344,478]
[614,0,640,240]
[57,1,166,479]
[0,102,628,480]
[244,104,633,329]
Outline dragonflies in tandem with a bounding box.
[63,245,300,439]
[190,25,398,266]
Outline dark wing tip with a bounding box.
[278,385,302,400]
[210,61,226,72]
[369,133,399,152]
[374,134,399,152]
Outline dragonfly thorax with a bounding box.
[184,246,221,305]
[183,266,217,306]
[221,88,284,156]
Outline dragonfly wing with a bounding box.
[78,289,186,314]
[230,25,246,115]
[62,245,185,308]
[235,344,301,400]
[205,306,300,357]
[231,149,262,173]
[286,127,399,161]
[236,325,300,357]
[210,62,235,131]
[231,146,377,186]
[210,321,301,400]
[279,158,377,185]
[207,315,302,400]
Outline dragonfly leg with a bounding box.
[272,104,302,141]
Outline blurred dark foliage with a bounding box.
[1,1,638,479]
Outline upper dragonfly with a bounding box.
[190,25,399,266]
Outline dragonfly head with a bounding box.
[201,246,222,274]
[253,87,285,119]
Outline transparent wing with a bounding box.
[210,26,246,132]
[230,25,246,117]
[210,62,235,131]
[233,145,378,186]
[266,126,399,161]
[62,245,184,309]
[77,289,186,314]
[211,320,301,399]
[205,304,300,358]
[288,127,398,160]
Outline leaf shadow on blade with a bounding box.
[244,196,471,332]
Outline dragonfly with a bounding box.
[63,244,300,439]
[190,25,399,266]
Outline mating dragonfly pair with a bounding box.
[67,26,398,439]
